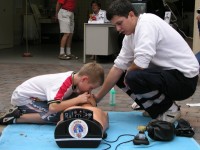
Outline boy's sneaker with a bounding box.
[0,106,21,125]
[157,104,181,123]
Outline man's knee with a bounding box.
[125,70,141,85]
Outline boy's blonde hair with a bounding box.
[77,62,104,85]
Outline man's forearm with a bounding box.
[127,63,142,72]
[95,66,123,102]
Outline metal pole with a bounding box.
[23,0,32,57]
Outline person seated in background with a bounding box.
[88,0,109,23]
[0,62,105,125]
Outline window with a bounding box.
[132,2,147,14]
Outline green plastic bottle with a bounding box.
[109,87,116,106]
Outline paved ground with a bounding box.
[0,42,199,144]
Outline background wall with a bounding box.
[8,0,198,47]
[12,0,107,44]
[193,0,200,53]
[0,1,14,49]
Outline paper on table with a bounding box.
[186,103,200,107]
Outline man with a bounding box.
[56,0,77,60]
[94,0,199,123]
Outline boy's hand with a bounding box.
[77,92,90,104]
[76,92,97,107]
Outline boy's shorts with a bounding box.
[18,100,61,124]
[58,8,74,33]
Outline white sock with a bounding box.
[60,47,65,55]
[169,103,178,112]
[66,47,71,55]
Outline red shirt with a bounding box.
[58,0,76,12]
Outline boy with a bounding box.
[0,62,104,125]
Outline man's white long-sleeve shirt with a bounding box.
[114,13,199,78]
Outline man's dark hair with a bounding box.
[106,0,138,21]
[91,0,101,8]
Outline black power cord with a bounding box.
[103,134,135,143]
[115,139,133,150]
[101,142,111,150]
[102,134,135,150]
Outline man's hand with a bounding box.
[87,94,97,107]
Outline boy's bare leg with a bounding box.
[16,113,47,124]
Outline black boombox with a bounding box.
[54,108,103,148]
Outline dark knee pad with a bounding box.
[125,70,142,90]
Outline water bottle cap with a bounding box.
[110,88,116,94]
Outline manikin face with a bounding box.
[111,11,138,35]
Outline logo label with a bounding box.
[68,119,88,138]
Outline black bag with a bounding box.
[175,119,195,137]
[147,120,175,141]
